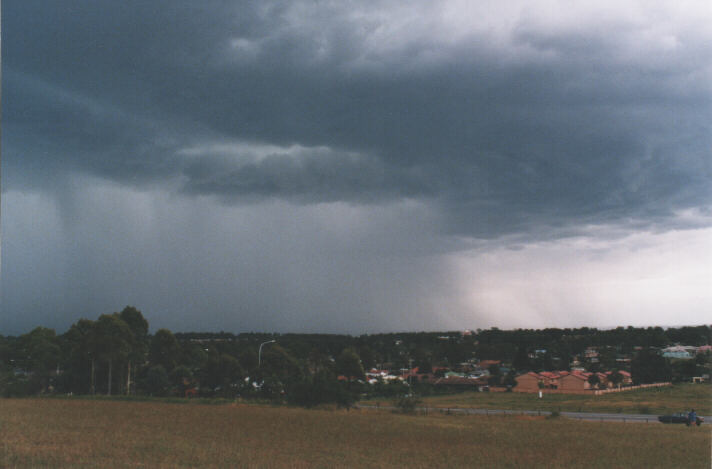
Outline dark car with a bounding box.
[658,413,704,426]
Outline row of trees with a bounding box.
[1,309,709,403]
[177,325,711,375]
[2,307,156,397]
[0,307,379,407]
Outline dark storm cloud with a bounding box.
[179,144,437,204]
[3,1,712,335]
[4,0,711,238]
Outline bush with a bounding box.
[394,394,422,414]
[286,373,358,409]
[1,374,34,397]
[143,365,170,397]
[260,376,285,401]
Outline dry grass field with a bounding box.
[368,383,712,415]
[0,398,709,468]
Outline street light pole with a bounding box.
[258,340,276,368]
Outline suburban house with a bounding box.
[365,368,401,384]
[515,369,630,393]
[539,371,564,388]
[558,371,595,392]
[662,345,695,359]
[514,372,545,392]
[514,371,569,391]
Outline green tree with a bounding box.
[119,306,149,395]
[670,359,699,383]
[503,370,517,387]
[219,354,245,397]
[149,329,180,372]
[238,349,259,377]
[598,347,617,370]
[171,365,194,396]
[144,365,170,396]
[21,327,60,374]
[608,370,624,387]
[198,348,222,394]
[179,342,209,375]
[198,350,247,397]
[488,363,502,386]
[18,327,60,393]
[118,306,148,340]
[306,348,333,375]
[286,371,356,408]
[260,375,285,400]
[335,348,365,380]
[358,346,378,370]
[631,348,672,384]
[259,344,302,382]
[513,346,530,371]
[61,319,96,394]
[93,314,133,395]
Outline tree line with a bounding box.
[0,307,709,405]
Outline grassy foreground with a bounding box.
[1,398,710,468]
[366,383,712,415]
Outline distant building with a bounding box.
[662,346,694,359]
[515,369,626,393]
[515,372,545,392]
[662,350,692,359]
[559,371,594,392]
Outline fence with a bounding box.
[513,382,672,395]
[592,382,671,395]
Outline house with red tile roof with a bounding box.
[538,371,562,388]
[514,369,663,394]
[515,372,543,392]
[558,370,609,391]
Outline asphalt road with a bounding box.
[357,405,710,424]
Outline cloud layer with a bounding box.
[2,1,711,332]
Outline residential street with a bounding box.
[358,405,711,424]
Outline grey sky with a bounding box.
[2,1,711,334]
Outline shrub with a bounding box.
[286,372,358,409]
[394,394,422,414]
[143,365,170,397]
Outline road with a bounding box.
[357,404,710,424]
